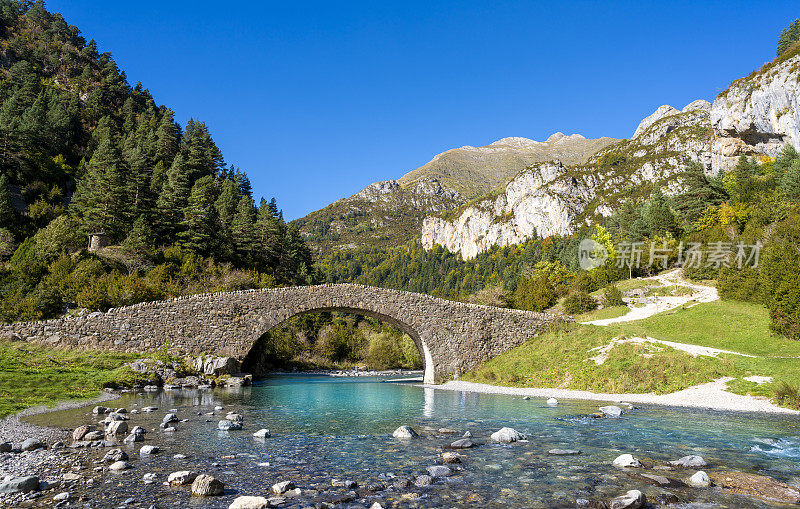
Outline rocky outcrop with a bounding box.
[710,54,800,172]
[421,161,587,259]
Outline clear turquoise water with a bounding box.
[35,375,800,507]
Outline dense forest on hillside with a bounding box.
[0,1,314,322]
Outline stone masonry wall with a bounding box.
[0,284,563,383]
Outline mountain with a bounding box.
[422,47,800,258]
[397,133,618,199]
[296,133,617,256]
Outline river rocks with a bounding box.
[711,471,800,504]
[463,431,472,438]
[253,429,271,438]
[598,406,623,418]
[449,438,473,449]
[53,491,70,501]
[414,474,433,487]
[637,473,673,487]
[102,449,128,462]
[491,427,525,443]
[272,480,295,494]
[72,425,95,441]
[669,455,707,468]
[218,420,243,431]
[689,471,710,487]
[105,420,128,435]
[0,442,11,453]
[20,438,44,451]
[194,356,241,376]
[92,406,109,415]
[426,465,451,477]
[0,475,39,494]
[142,473,158,484]
[108,461,132,471]
[331,479,357,488]
[229,495,270,509]
[392,425,418,438]
[83,431,104,440]
[547,397,559,407]
[123,432,143,443]
[612,454,641,468]
[441,451,462,463]
[162,413,179,424]
[609,489,645,509]
[225,412,244,423]
[438,427,458,433]
[192,474,225,496]
[168,470,198,485]
[548,449,581,455]
[140,445,159,455]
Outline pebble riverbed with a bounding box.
[2,374,800,508]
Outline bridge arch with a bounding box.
[242,305,436,383]
[0,284,562,383]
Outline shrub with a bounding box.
[603,285,625,307]
[717,267,763,303]
[365,332,402,370]
[513,275,557,311]
[563,291,598,314]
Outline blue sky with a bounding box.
[48,1,798,219]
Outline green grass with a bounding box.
[575,305,631,322]
[464,298,800,409]
[645,285,694,297]
[461,322,737,395]
[0,340,147,418]
[590,278,659,297]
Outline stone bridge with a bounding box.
[0,284,563,383]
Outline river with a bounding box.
[26,374,800,507]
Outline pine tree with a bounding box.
[178,175,218,255]
[781,157,800,201]
[183,119,225,180]
[674,161,728,228]
[122,214,154,256]
[774,144,799,181]
[777,19,800,56]
[256,197,284,268]
[155,109,180,165]
[214,178,239,228]
[0,172,15,227]
[156,153,191,238]
[72,137,126,237]
[231,195,257,260]
[646,188,677,237]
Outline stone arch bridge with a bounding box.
[0,284,563,383]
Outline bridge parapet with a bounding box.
[0,284,564,383]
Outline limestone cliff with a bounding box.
[710,52,800,172]
[422,100,714,258]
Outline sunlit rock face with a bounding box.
[710,54,800,173]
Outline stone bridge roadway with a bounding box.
[0,284,564,383]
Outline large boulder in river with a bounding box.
[194,356,241,376]
[192,474,225,496]
[392,426,419,438]
[612,454,641,468]
[609,489,645,509]
[168,470,198,486]
[0,476,39,494]
[20,438,44,451]
[710,471,800,504]
[670,455,707,468]
[599,405,623,418]
[229,496,270,509]
[72,425,96,441]
[491,427,525,443]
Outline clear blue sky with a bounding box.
[47,1,798,219]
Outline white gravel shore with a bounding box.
[434,378,799,415]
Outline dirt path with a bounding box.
[582,269,718,326]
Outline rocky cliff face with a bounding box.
[298,134,615,255]
[421,162,587,259]
[710,53,800,173]
[422,100,715,258]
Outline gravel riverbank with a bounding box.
[435,378,799,414]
